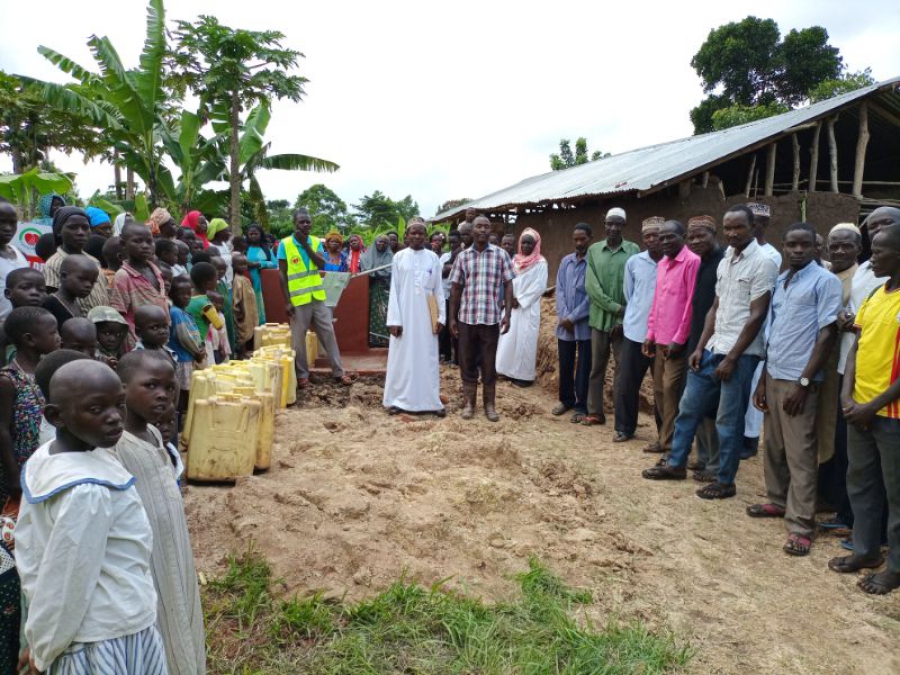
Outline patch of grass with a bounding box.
[204,548,692,674]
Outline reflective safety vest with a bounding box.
[282,235,326,306]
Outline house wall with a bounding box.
[507,188,859,280]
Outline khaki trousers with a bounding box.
[763,375,820,537]
[652,352,687,452]
[289,299,344,380]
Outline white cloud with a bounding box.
[1,0,898,218]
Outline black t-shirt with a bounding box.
[688,247,725,356]
[42,294,77,329]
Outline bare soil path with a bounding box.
[186,368,899,675]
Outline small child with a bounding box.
[168,276,205,414]
[0,307,60,504]
[113,351,206,675]
[212,257,236,358]
[207,290,230,364]
[60,317,98,357]
[154,238,178,268]
[0,268,47,366]
[135,304,176,361]
[231,254,259,358]
[41,254,98,329]
[110,222,167,349]
[16,360,164,674]
[186,262,218,369]
[87,305,128,369]
[173,240,190,277]
[101,236,123,289]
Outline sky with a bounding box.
[1,0,898,218]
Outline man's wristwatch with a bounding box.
[798,377,810,388]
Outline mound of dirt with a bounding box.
[535,296,655,413]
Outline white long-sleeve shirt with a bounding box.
[16,442,157,672]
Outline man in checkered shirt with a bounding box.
[449,215,514,422]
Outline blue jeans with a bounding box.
[667,350,760,486]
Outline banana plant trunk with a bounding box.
[229,91,241,234]
[126,166,135,200]
[114,149,123,200]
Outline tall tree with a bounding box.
[32,0,175,206]
[550,137,609,170]
[295,183,354,233]
[689,16,843,134]
[170,16,337,230]
[354,191,406,229]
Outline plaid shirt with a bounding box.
[450,244,514,325]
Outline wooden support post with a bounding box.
[702,171,709,188]
[792,134,801,192]
[853,102,870,198]
[744,154,757,197]
[809,121,821,194]
[827,116,839,193]
[678,180,691,199]
[764,142,777,196]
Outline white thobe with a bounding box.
[383,248,446,411]
[496,259,548,381]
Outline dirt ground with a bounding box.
[186,308,899,675]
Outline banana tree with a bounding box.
[31,0,176,207]
[0,168,74,220]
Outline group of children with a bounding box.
[0,201,269,674]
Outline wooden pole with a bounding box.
[764,142,777,196]
[744,154,757,197]
[702,171,709,188]
[853,102,870,198]
[827,116,839,193]
[808,121,821,194]
[792,134,801,192]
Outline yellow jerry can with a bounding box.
[232,385,275,471]
[186,394,261,482]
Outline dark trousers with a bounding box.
[614,338,654,436]
[458,322,499,386]
[818,376,854,526]
[847,417,899,570]
[439,300,456,362]
[558,338,591,414]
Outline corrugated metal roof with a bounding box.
[434,76,900,221]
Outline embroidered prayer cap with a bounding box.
[687,215,717,232]
[746,202,771,218]
[606,207,626,221]
[641,216,665,232]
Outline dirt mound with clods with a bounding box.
[535,295,655,413]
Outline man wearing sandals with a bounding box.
[747,222,842,556]
[830,216,900,595]
[641,204,777,500]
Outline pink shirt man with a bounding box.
[646,245,701,346]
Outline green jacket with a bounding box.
[585,238,639,331]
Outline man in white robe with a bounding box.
[383,219,447,415]
[496,228,548,385]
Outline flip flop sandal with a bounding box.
[580,415,605,426]
[297,377,311,390]
[828,554,883,574]
[747,503,786,518]
[387,406,401,416]
[858,572,900,595]
[642,443,664,454]
[783,534,812,556]
[570,413,586,423]
[696,482,736,500]
[692,470,717,483]
[818,519,850,531]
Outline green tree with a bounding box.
[32,0,175,206]
[354,191,401,229]
[809,69,875,103]
[437,198,471,214]
[170,15,337,231]
[394,195,419,222]
[689,16,843,133]
[550,138,609,170]
[710,102,790,131]
[295,183,354,233]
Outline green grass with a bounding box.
[204,549,692,674]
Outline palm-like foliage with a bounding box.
[32,0,175,206]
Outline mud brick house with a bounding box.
[434,77,900,277]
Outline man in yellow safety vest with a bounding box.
[278,208,351,388]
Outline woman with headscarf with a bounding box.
[206,218,233,283]
[323,232,348,272]
[85,207,113,238]
[360,234,393,347]
[245,224,274,324]
[181,210,209,249]
[495,228,548,385]
[113,212,135,237]
[145,207,173,238]
[44,206,109,311]
[34,193,65,227]
[347,234,365,274]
